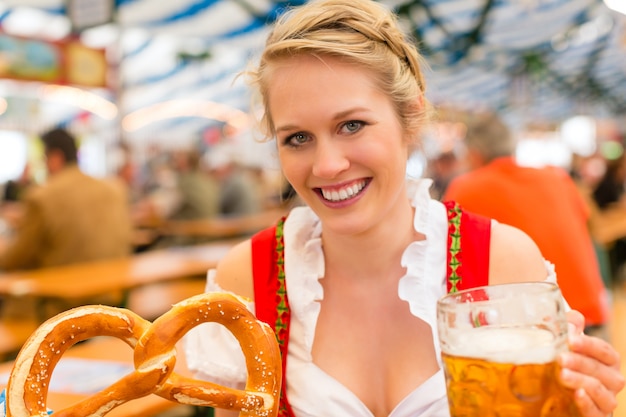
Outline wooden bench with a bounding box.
[0,239,239,323]
[159,208,286,240]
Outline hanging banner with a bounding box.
[0,33,108,88]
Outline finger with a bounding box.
[560,350,625,393]
[566,310,585,334]
[560,369,618,415]
[573,387,615,417]
[569,333,622,369]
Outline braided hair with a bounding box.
[246,0,432,144]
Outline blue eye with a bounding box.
[285,132,309,147]
[342,121,363,133]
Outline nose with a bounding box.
[311,137,350,178]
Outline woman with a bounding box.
[184,0,624,415]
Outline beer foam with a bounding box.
[442,326,564,364]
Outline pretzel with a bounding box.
[6,292,281,417]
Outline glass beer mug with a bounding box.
[436,282,581,417]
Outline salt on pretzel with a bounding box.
[6,306,165,417]
[148,293,281,416]
[6,292,281,417]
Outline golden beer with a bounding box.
[441,327,581,417]
[437,283,581,417]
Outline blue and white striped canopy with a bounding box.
[0,0,624,144]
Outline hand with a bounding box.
[559,310,625,417]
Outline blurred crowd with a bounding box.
[118,142,293,226]
[1,114,624,338]
[425,110,626,343]
[0,128,299,267]
[426,111,626,291]
[420,110,626,343]
[0,127,301,322]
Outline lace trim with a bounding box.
[445,201,462,293]
[275,217,289,346]
[274,217,296,417]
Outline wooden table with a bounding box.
[0,240,239,300]
[159,208,285,240]
[0,239,240,330]
[0,336,201,417]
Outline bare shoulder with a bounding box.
[488,222,548,285]
[214,239,255,299]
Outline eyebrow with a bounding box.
[275,107,371,134]
[275,124,298,135]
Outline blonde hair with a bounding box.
[246,0,431,143]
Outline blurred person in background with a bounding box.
[205,146,262,217]
[170,149,220,221]
[592,153,626,281]
[0,128,133,319]
[112,141,142,205]
[427,150,461,200]
[0,127,133,271]
[568,153,616,289]
[131,148,221,247]
[2,162,34,204]
[443,111,611,340]
[1,163,34,236]
[134,149,220,223]
[132,150,180,227]
[109,142,163,252]
[593,152,626,210]
[136,142,169,197]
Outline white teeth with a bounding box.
[321,181,366,202]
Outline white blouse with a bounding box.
[183,179,557,417]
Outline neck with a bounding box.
[321,196,419,282]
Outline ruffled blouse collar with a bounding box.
[282,177,448,361]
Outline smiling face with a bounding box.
[268,54,411,235]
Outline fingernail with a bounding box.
[568,323,577,336]
[561,368,573,383]
[568,334,582,349]
[575,388,585,399]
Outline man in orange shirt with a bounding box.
[443,112,610,339]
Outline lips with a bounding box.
[318,179,368,202]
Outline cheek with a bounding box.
[360,136,408,168]
[278,154,306,187]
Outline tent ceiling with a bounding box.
[0,0,624,145]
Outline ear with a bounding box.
[408,97,424,113]
[404,98,427,147]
